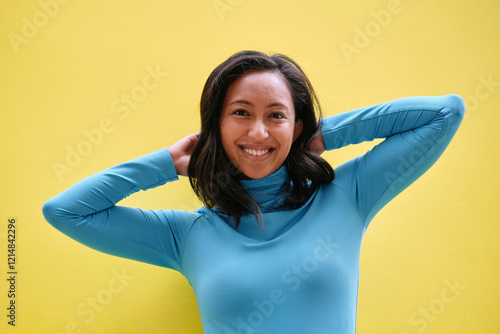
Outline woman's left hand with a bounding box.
[309,131,325,155]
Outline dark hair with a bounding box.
[188,50,334,228]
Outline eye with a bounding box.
[232,109,249,116]
[269,112,286,119]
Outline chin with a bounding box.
[240,168,275,180]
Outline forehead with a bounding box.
[224,70,293,103]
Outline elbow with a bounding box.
[42,197,87,239]
[442,94,466,123]
[42,198,64,229]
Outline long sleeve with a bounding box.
[321,94,465,228]
[42,147,200,271]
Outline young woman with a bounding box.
[43,51,465,333]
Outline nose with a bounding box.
[248,119,269,141]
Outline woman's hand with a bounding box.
[309,131,326,155]
[169,131,200,176]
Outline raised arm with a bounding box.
[42,145,201,270]
[320,94,465,228]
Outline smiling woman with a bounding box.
[220,71,302,180]
[42,50,465,334]
[186,51,334,227]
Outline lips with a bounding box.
[240,146,273,157]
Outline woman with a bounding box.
[43,51,465,333]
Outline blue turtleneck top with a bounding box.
[43,95,465,333]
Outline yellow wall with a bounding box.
[1,0,499,333]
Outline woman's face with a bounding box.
[220,70,302,179]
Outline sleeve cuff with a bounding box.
[159,147,180,183]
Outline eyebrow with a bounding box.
[229,100,289,109]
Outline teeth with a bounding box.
[243,147,271,156]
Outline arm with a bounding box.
[42,144,200,271]
[320,94,465,227]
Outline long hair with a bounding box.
[188,51,334,228]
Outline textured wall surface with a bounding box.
[1,0,499,333]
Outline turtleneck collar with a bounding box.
[205,165,303,241]
[239,165,289,213]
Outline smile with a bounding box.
[240,146,273,157]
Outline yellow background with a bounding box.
[1,0,499,333]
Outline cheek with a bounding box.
[278,124,297,146]
[220,122,237,155]
[219,120,230,141]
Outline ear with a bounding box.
[293,119,303,142]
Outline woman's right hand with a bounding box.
[169,131,200,176]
